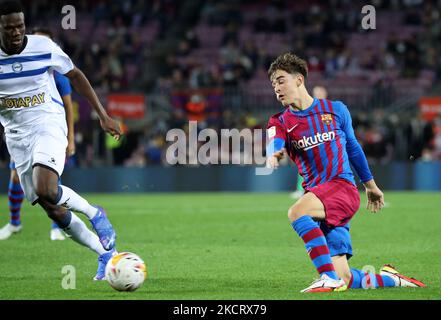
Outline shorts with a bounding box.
[5,116,67,204]
[320,222,353,259]
[307,178,360,228]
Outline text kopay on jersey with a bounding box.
[0,92,46,109]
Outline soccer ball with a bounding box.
[105,252,147,292]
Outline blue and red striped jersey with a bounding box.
[266,98,373,190]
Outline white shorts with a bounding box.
[5,116,67,204]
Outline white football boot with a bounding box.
[380,264,426,287]
[301,274,347,293]
[0,223,22,240]
[50,228,66,241]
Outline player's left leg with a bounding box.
[55,185,100,220]
[333,255,398,289]
[327,226,425,289]
[54,184,116,250]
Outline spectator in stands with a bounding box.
[1,0,439,168]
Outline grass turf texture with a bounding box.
[0,192,439,300]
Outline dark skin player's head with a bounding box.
[0,1,26,54]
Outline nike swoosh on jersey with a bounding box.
[287,124,299,132]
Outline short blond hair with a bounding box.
[268,52,308,81]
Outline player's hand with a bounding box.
[100,115,122,141]
[364,180,384,213]
[266,148,286,169]
[66,135,76,156]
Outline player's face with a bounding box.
[271,69,302,107]
[0,13,26,53]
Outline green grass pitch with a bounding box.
[0,192,440,300]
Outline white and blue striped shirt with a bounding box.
[0,35,74,133]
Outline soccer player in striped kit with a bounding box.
[0,1,121,280]
[0,27,75,242]
[266,52,425,292]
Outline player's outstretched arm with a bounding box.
[266,148,286,169]
[62,93,76,156]
[64,67,122,140]
[363,179,384,213]
[338,102,384,213]
[266,134,286,169]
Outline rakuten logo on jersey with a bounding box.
[292,131,336,151]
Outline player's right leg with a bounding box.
[288,192,346,293]
[0,166,24,240]
[54,185,116,250]
[33,165,116,280]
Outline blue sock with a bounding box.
[349,268,396,288]
[8,181,24,226]
[291,215,339,280]
[51,221,60,229]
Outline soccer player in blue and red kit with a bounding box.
[266,53,426,293]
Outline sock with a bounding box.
[55,185,99,219]
[291,215,339,280]
[51,221,60,229]
[8,180,24,226]
[349,268,396,289]
[60,211,106,255]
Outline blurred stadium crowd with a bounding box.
[1,0,441,168]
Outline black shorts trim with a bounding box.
[32,163,60,178]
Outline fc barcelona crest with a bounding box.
[321,114,333,125]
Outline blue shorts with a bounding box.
[319,222,353,259]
